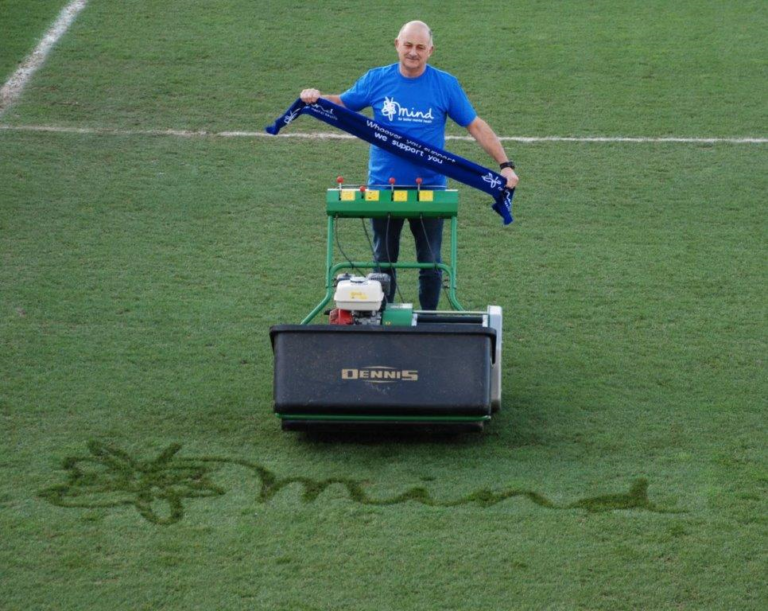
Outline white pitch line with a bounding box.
[0,123,766,144]
[0,0,764,146]
[491,136,768,144]
[0,0,89,116]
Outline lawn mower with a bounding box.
[269,181,503,432]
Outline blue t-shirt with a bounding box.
[340,64,477,188]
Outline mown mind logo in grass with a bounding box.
[39,442,681,525]
[39,442,225,525]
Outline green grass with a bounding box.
[0,0,71,82]
[2,0,766,136]
[1,1,767,610]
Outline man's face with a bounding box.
[395,26,433,75]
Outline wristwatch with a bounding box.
[499,161,516,170]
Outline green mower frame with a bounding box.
[302,187,464,324]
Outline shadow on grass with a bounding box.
[298,426,489,446]
[286,401,543,448]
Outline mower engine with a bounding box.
[330,273,390,325]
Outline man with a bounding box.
[301,20,518,310]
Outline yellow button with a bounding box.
[340,189,355,201]
[419,190,434,202]
[393,190,408,202]
[365,190,380,201]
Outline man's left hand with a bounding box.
[500,167,519,189]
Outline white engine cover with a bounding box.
[334,277,384,311]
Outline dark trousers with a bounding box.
[371,216,444,310]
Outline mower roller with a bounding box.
[270,184,504,432]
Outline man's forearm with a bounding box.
[467,117,509,164]
[321,94,344,106]
[467,117,518,188]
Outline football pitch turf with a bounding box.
[1,1,766,609]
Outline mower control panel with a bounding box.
[326,179,459,219]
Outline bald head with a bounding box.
[394,20,434,77]
[397,21,433,45]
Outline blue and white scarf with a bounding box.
[266,98,514,224]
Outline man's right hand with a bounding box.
[300,89,322,104]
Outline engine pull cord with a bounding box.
[334,215,365,278]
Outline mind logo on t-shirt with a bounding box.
[381,96,434,123]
